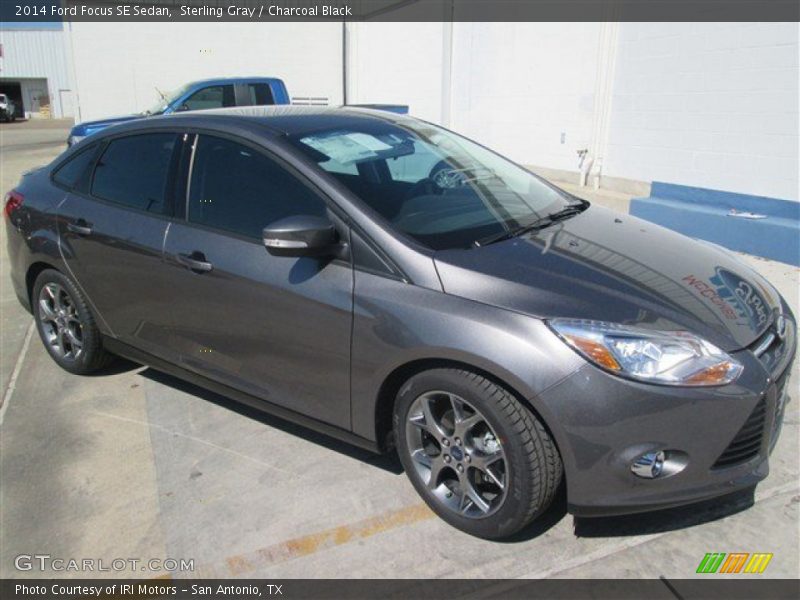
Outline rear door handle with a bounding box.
[67,220,92,236]
[177,252,213,273]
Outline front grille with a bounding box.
[749,314,793,377]
[712,398,767,469]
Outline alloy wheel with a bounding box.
[38,282,84,361]
[405,391,507,518]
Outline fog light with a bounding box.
[632,450,666,479]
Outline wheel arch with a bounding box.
[372,357,568,476]
[25,260,61,310]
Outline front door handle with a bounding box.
[177,252,213,273]
[67,220,92,236]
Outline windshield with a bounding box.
[289,119,576,250]
[142,84,190,116]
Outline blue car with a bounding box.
[67,77,290,146]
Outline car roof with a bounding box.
[185,77,284,88]
[156,105,405,136]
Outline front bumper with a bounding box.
[539,316,796,517]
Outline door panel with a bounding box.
[56,131,182,359]
[58,194,175,357]
[162,224,353,429]
[160,133,353,428]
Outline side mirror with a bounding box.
[263,215,339,257]
[176,104,190,112]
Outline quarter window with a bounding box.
[181,85,235,111]
[187,136,326,239]
[91,133,177,214]
[53,144,98,189]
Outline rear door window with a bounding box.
[91,133,178,215]
[186,135,326,239]
[181,85,235,111]
[242,83,275,106]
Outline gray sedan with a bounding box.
[4,107,795,538]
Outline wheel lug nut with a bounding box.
[442,438,450,447]
[444,455,451,463]
[456,464,464,473]
[465,455,471,463]
[455,437,462,446]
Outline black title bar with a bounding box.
[2,579,800,600]
[3,0,800,23]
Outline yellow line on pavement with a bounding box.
[222,503,435,576]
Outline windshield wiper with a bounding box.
[474,201,588,247]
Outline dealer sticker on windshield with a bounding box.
[300,132,392,165]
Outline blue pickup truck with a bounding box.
[67,77,291,146]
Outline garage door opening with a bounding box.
[0,81,23,118]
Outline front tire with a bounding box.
[394,368,562,539]
[32,269,113,375]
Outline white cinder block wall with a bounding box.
[448,23,602,173]
[346,22,446,123]
[605,22,799,201]
[67,22,344,123]
[349,21,798,201]
[348,22,604,173]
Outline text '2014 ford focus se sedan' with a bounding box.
[4,107,795,539]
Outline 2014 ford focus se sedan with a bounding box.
[4,107,795,539]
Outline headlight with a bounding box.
[549,319,743,386]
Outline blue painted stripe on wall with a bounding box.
[649,182,799,219]
[631,183,800,266]
[631,200,800,266]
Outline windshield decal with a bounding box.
[300,132,392,165]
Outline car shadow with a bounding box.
[99,359,758,540]
[499,484,755,543]
[137,366,404,475]
[84,356,142,376]
[573,486,755,538]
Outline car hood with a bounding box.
[434,205,781,351]
[71,114,143,136]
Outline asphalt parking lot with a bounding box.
[1,119,798,580]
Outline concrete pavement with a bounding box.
[1,119,798,580]
[0,120,74,396]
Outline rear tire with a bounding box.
[32,269,114,375]
[394,368,562,539]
